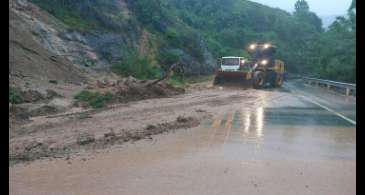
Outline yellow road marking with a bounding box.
[225,112,234,130]
[210,118,222,129]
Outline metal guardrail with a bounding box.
[301,76,356,96]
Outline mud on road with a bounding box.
[9,81,260,165]
[9,80,356,195]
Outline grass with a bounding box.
[74,90,114,109]
[9,87,23,104]
[30,0,94,31]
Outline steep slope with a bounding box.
[9,6,86,85]
[27,0,215,77]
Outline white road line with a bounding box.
[299,94,356,126]
[284,83,356,125]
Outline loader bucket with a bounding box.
[214,70,251,86]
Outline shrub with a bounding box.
[158,49,183,70]
[9,87,23,104]
[166,28,182,47]
[83,58,96,67]
[167,76,185,87]
[112,52,160,80]
[74,91,113,109]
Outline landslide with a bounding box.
[9,8,86,85]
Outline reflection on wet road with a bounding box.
[205,104,355,161]
[10,81,356,195]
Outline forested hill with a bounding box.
[30,0,356,82]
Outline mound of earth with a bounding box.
[115,77,185,102]
[86,76,185,104]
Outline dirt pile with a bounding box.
[98,116,199,145]
[11,87,62,103]
[9,105,30,127]
[87,76,185,104]
[9,87,69,131]
[95,116,199,147]
[9,103,65,134]
[116,78,185,101]
[9,116,199,164]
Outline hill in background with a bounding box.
[10,0,355,83]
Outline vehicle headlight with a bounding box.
[249,44,257,50]
[263,44,270,49]
[240,60,245,64]
[261,59,268,65]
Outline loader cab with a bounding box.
[247,43,276,68]
[220,57,247,72]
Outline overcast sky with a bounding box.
[249,0,352,16]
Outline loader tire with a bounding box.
[253,71,265,89]
[214,76,223,85]
[274,74,284,87]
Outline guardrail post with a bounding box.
[302,76,355,97]
[346,88,351,96]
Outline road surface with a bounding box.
[9,80,356,195]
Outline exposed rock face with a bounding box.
[10,0,216,78]
[10,0,105,72]
[9,0,87,84]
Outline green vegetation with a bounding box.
[83,58,96,67]
[112,51,161,80]
[30,0,94,30]
[310,2,356,82]
[165,0,355,82]
[167,75,185,87]
[32,0,356,83]
[127,0,355,82]
[9,87,23,104]
[74,90,114,109]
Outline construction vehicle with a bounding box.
[214,43,285,88]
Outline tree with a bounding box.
[294,0,309,12]
[308,0,356,83]
[293,0,322,32]
[349,0,356,11]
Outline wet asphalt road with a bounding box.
[9,80,356,195]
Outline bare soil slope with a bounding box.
[9,9,85,85]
